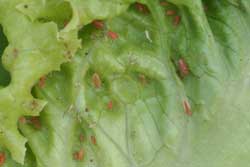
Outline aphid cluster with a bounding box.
[72,134,98,161]
[161,1,181,26]
[91,20,119,40]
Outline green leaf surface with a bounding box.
[0,0,80,163]
[0,0,250,166]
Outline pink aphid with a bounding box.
[92,20,104,29]
[63,20,69,27]
[38,76,46,88]
[19,116,26,124]
[92,73,102,88]
[160,1,169,6]
[178,58,189,76]
[183,100,192,116]
[29,117,41,129]
[166,10,176,16]
[135,2,149,13]
[73,149,84,161]
[107,101,113,110]
[107,31,119,40]
[138,74,147,85]
[0,152,5,166]
[79,134,84,142]
[173,15,181,26]
[91,136,97,145]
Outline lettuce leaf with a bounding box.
[0,0,250,166]
[0,0,80,163]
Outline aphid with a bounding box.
[23,100,38,111]
[166,10,176,16]
[38,76,46,88]
[178,58,189,76]
[19,116,26,124]
[138,74,147,85]
[107,31,119,40]
[0,152,5,166]
[30,100,39,110]
[92,20,104,29]
[13,48,18,57]
[63,20,68,27]
[160,1,169,6]
[79,134,84,142]
[203,5,208,12]
[173,15,181,26]
[107,100,113,110]
[92,73,102,88]
[29,117,41,129]
[73,149,84,161]
[183,100,192,116]
[91,135,97,145]
[135,2,149,13]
